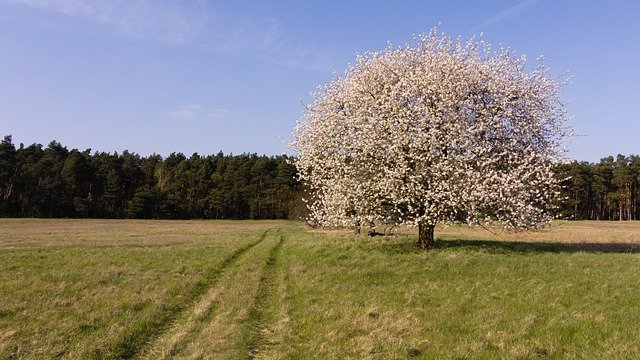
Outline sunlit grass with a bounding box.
[284,222,640,358]
[1,219,640,358]
[0,219,273,358]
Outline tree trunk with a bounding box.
[417,223,435,249]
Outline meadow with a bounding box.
[1,219,640,359]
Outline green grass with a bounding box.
[0,219,276,358]
[1,219,640,358]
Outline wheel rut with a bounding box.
[102,228,272,360]
[136,228,284,360]
[247,233,286,359]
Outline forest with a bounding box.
[556,155,640,221]
[0,135,303,220]
[0,135,638,221]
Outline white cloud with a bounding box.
[3,0,207,44]
[3,0,335,71]
[167,104,230,120]
[207,108,231,118]
[203,15,334,71]
[4,0,92,16]
[167,104,202,118]
[470,0,542,34]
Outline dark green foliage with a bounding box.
[556,154,640,220]
[0,136,302,220]
[0,135,17,216]
[2,134,637,221]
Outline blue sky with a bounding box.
[0,0,638,162]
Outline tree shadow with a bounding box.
[438,239,640,254]
[378,238,640,255]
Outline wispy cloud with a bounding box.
[470,0,542,34]
[210,16,283,54]
[3,0,207,44]
[203,15,335,71]
[167,104,230,120]
[3,0,335,71]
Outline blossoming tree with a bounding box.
[291,30,570,249]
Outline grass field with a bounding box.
[1,219,640,359]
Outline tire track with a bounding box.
[247,232,286,359]
[167,229,283,359]
[141,229,280,359]
[99,229,272,359]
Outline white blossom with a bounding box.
[290,29,570,238]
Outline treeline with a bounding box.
[2,135,640,221]
[556,155,640,221]
[0,135,304,219]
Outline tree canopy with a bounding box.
[291,29,570,248]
